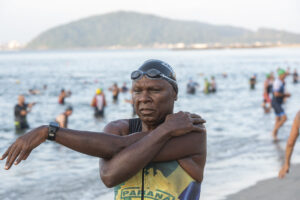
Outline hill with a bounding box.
[26,11,300,49]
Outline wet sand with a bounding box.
[226,164,300,200]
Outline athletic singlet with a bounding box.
[272,79,285,104]
[114,118,201,200]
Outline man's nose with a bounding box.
[138,91,152,103]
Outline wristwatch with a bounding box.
[48,122,60,141]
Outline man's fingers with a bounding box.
[14,150,27,165]
[0,146,11,160]
[192,124,206,133]
[23,150,32,160]
[5,147,21,170]
[191,118,206,124]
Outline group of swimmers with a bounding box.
[186,76,217,94]
[14,82,132,132]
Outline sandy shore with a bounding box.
[226,164,300,200]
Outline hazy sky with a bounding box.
[0,0,299,43]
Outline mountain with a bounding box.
[26,11,300,49]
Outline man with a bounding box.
[58,89,71,105]
[249,74,256,90]
[262,73,273,113]
[1,60,206,200]
[293,69,298,84]
[271,69,291,140]
[101,60,206,199]
[91,88,107,117]
[279,111,300,178]
[187,78,199,94]
[14,95,35,131]
[109,83,120,102]
[55,106,73,128]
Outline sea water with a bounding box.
[0,48,299,200]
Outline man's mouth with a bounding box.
[139,108,155,115]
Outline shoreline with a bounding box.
[1,43,300,52]
[225,163,300,200]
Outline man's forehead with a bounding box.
[132,77,170,88]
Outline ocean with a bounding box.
[0,48,299,200]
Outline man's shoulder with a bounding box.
[104,119,130,136]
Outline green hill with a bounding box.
[26,11,300,49]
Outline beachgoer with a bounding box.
[262,73,273,113]
[55,106,73,128]
[121,82,129,93]
[210,76,217,93]
[271,69,291,140]
[293,69,298,84]
[28,89,41,95]
[187,78,199,94]
[1,59,206,200]
[279,111,300,178]
[14,95,35,131]
[58,89,71,105]
[109,83,120,101]
[204,78,211,94]
[249,74,256,90]
[91,88,106,117]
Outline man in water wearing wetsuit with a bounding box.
[1,60,206,200]
[279,110,300,178]
[271,69,291,140]
[14,95,36,131]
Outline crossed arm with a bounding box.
[100,120,206,187]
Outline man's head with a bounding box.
[65,106,73,116]
[18,95,25,105]
[131,59,178,129]
[278,69,287,80]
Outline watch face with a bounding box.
[50,122,59,128]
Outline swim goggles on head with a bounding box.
[131,68,178,93]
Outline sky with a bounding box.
[0,0,299,43]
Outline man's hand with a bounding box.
[285,93,291,98]
[279,164,289,179]
[163,111,206,137]
[0,126,48,170]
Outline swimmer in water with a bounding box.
[55,106,73,128]
[109,83,120,102]
[271,69,291,140]
[58,89,71,105]
[91,88,107,118]
[262,73,273,113]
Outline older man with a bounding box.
[1,60,206,200]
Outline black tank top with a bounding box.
[129,118,142,134]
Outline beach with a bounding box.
[226,163,300,200]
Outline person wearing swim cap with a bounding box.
[262,73,273,113]
[271,69,291,140]
[1,60,206,200]
[101,59,206,200]
[91,88,106,117]
[279,110,300,178]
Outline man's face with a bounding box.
[132,76,176,127]
[18,95,25,105]
[66,110,73,116]
[279,73,286,80]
